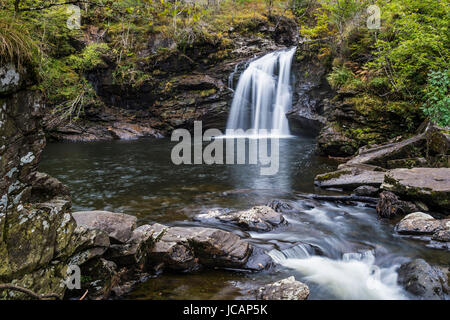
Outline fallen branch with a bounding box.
[0,284,60,300]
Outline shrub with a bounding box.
[421,70,450,127]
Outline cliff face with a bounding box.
[44,15,299,141]
[0,64,76,298]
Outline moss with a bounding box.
[316,169,352,182]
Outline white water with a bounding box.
[226,48,296,137]
[269,245,406,300]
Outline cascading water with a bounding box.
[226,47,296,137]
[268,245,407,300]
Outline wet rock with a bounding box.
[196,206,287,232]
[381,168,450,213]
[395,212,447,235]
[229,206,287,232]
[376,191,419,219]
[149,238,199,272]
[72,211,137,243]
[353,185,379,197]
[397,259,448,300]
[145,223,254,270]
[105,224,156,268]
[432,228,450,242]
[267,199,294,213]
[314,166,385,190]
[257,276,309,300]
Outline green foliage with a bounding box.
[68,43,109,72]
[327,65,354,89]
[421,70,450,127]
[370,0,450,98]
[0,14,39,71]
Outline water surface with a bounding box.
[39,137,450,300]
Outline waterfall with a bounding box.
[226,47,296,137]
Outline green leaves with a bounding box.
[421,70,450,127]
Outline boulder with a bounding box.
[314,167,385,190]
[256,276,309,300]
[353,185,379,197]
[72,211,137,243]
[105,224,156,268]
[376,191,419,219]
[145,223,255,270]
[266,199,294,213]
[196,206,287,232]
[395,212,448,236]
[381,168,450,213]
[397,259,448,300]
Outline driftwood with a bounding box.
[0,284,60,300]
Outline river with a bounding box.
[39,137,450,300]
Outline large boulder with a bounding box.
[144,223,258,271]
[195,206,287,232]
[381,168,450,213]
[0,70,82,298]
[256,276,309,300]
[395,212,450,250]
[397,259,448,300]
[72,211,137,243]
[395,212,445,235]
[376,191,419,219]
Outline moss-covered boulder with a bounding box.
[382,168,450,213]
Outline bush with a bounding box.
[421,70,450,127]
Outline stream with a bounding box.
[39,137,450,300]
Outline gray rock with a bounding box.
[353,185,379,197]
[267,199,294,213]
[397,259,447,300]
[314,166,385,190]
[72,211,137,243]
[347,133,425,167]
[257,276,309,300]
[145,223,254,270]
[105,224,156,268]
[0,63,23,95]
[395,212,445,235]
[196,206,287,232]
[382,168,450,213]
[376,191,419,219]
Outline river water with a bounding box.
[39,137,449,300]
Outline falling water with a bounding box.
[226,47,296,137]
[268,245,407,300]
